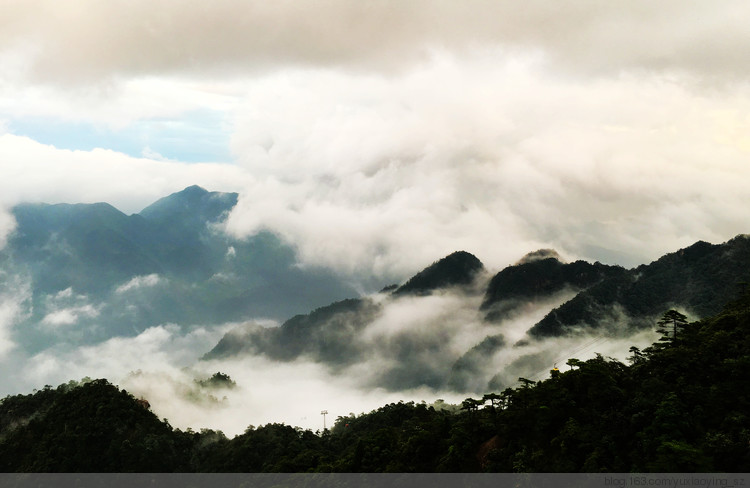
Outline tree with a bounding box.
[627,346,647,365]
[566,358,583,369]
[656,310,688,343]
[460,398,482,413]
[482,393,504,409]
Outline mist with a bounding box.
[0,268,660,437]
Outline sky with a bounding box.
[1,1,750,279]
[1,0,746,433]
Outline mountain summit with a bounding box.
[138,185,238,225]
[481,255,624,322]
[393,251,484,296]
[528,236,750,337]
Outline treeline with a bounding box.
[2,294,750,472]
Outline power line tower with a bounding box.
[320,410,328,431]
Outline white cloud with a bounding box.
[0,299,20,357]
[41,304,99,328]
[0,3,748,279]
[23,323,227,389]
[115,274,162,294]
[224,55,750,278]
[0,134,251,214]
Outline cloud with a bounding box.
[1,3,749,281]
[0,134,250,214]
[41,304,99,328]
[0,208,15,251]
[2,269,662,437]
[22,323,227,390]
[0,299,20,357]
[223,54,750,279]
[3,1,750,85]
[11,317,460,435]
[115,274,162,294]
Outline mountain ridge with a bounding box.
[204,233,750,393]
[528,235,750,337]
[1,186,359,353]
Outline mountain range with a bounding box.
[1,186,358,353]
[205,233,750,392]
[5,186,750,395]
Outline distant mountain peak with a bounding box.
[177,185,209,195]
[528,235,750,337]
[480,255,624,321]
[516,249,563,265]
[138,185,238,223]
[393,251,484,296]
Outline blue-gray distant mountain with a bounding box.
[2,186,358,352]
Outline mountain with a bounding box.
[204,251,486,388]
[528,235,750,337]
[1,186,358,352]
[204,236,750,394]
[455,238,750,389]
[0,379,189,472]
[139,184,237,223]
[480,251,625,321]
[203,297,381,364]
[9,202,159,295]
[392,251,484,296]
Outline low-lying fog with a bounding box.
[0,270,659,437]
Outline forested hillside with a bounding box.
[3,292,749,472]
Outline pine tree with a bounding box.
[656,309,688,343]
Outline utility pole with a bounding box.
[321,410,328,431]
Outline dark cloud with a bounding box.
[3,1,750,85]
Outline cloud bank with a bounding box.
[1,2,749,279]
[4,278,658,436]
[3,1,750,83]
[224,53,750,275]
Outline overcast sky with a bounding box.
[3,0,750,281]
